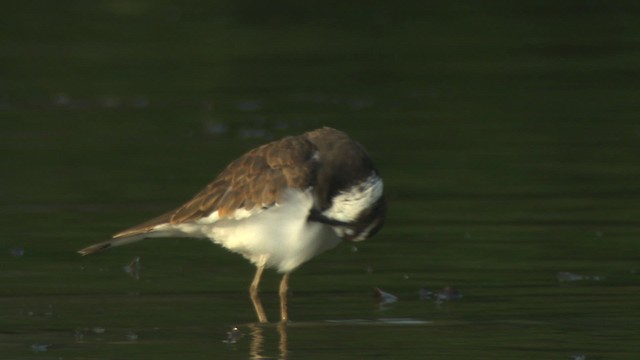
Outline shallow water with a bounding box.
[2,2,640,359]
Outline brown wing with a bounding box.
[113,135,318,238]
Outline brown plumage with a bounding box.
[80,133,319,249]
[78,127,386,322]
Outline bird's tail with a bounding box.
[78,209,178,256]
[77,234,148,256]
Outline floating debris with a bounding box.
[436,286,463,301]
[419,286,463,302]
[92,327,106,334]
[557,272,604,282]
[74,329,84,341]
[125,331,139,341]
[418,287,434,300]
[557,272,587,282]
[222,326,244,344]
[373,287,398,304]
[9,247,24,257]
[123,256,141,279]
[26,305,53,317]
[351,245,358,253]
[569,354,586,360]
[30,343,50,353]
[204,122,229,136]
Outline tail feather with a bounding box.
[78,240,113,255]
[78,212,177,256]
[78,218,198,256]
[77,234,148,256]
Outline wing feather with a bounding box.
[111,135,318,238]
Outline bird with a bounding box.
[78,127,386,323]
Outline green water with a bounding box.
[2,1,640,359]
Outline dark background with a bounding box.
[2,1,640,359]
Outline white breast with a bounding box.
[201,189,342,273]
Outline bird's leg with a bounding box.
[250,265,268,323]
[278,319,289,359]
[279,272,291,322]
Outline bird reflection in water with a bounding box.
[247,322,288,360]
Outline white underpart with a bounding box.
[141,173,382,272]
[149,206,264,237]
[158,189,341,273]
[200,206,263,223]
[322,174,384,222]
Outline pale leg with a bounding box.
[250,265,268,323]
[278,320,289,359]
[279,272,290,322]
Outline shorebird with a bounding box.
[78,127,386,322]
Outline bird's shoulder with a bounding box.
[177,134,319,220]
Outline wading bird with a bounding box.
[79,127,386,322]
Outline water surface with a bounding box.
[2,2,640,359]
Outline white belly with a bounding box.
[202,189,342,273]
